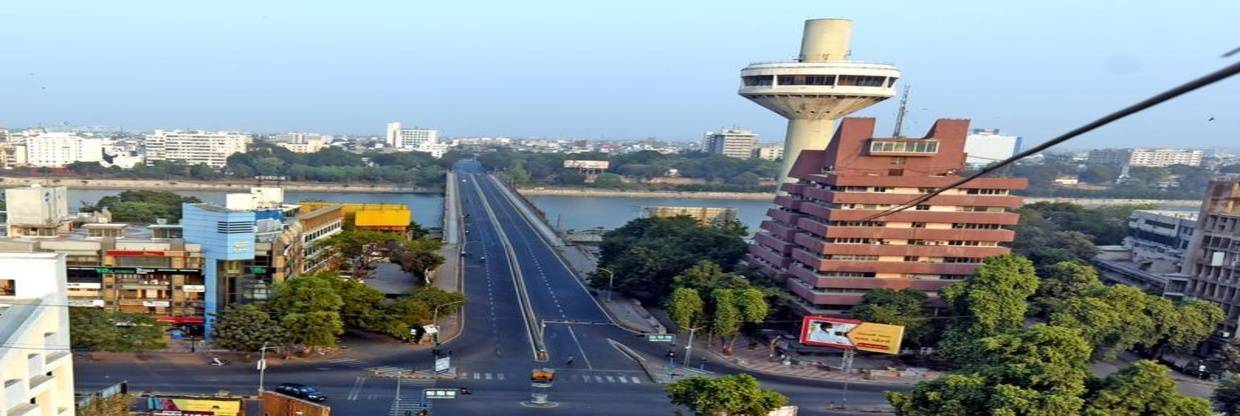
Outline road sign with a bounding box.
[423,388,457,400]
[799,316,905,355]
[647,334,675,343]
[434,356,451,373]
[423,324,439,335]
[256,359,266,371]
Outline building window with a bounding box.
[915,205,930,211]
[0,279,14,296]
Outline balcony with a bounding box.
[803,188,1023,208]
[759,221,798,241]
[808,208,1021,225]
[823,227,1014,242]
[788,265,957,292]
[748,244,790,269]
[786,278,865,307]
[765,208,803,225]
[773,195,803,210]
[44,352,71,370]
[753,233,794,254]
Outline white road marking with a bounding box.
[631,377,642,384]
[606,376,616,383]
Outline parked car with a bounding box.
[274,383,327,402]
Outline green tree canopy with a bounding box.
[1215,377,1240,416]
[666,287,704,333]
[69,308,168,352]
[1085,360,1212,416]
[1032,261,1104,317]
[92,190,202,224]
[210,304,286,352]
[593,216,747,300]
[666,374,787,416]
[850,288,932,348]
[939,254,1039,361]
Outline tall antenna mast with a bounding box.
[892,84,911,137]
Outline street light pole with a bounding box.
[683,326,705,369]
[257,342,277,395]
[598,268,615,302]
[431,300,465,345]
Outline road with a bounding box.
[74,160,896,415]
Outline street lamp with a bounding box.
[257,342,279,395]
[597,268,615,302]
[431,300,465,345]
[683,326,706,370]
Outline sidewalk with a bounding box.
[430,243,463,343]
[692,337,934,386]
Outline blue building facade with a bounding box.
[182,203,256,335]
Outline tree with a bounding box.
[267,273,345,348]
[593,216,747,300]
[1215,377,1240,416]
[78,394,134,416]
[850,288,932,348]
[1031,261,1104,317]
[210,304,286,353]
[889,324,1092,416]
[939,254,1039,361]
[69,308,168,352]
[709,288,768,354]
[391,236,445,280]
[1079,163,1121,184]
[666,287,704,333]
[671,260,749,294]
[281,311,344,348]
[330,278,387,330]
[94,190,201,223]
[666,374,787,416]
[1085,360,1212,416]
[1051,285,1157,360]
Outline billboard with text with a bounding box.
[563,160,610,170]
[799,316,905,354]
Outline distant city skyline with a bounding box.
[2,1,1237,148]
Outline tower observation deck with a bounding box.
[739,19,900,184]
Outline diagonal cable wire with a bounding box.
[862,59,1240,222]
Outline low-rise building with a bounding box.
[298,204,344,274]
[298,201,411,234]
[755,145,784,161]
[702,128,757,159]
[24,132,105,168]
[1088,148,1205,168]
[0,252,76,416]
[5,185,72,238]
[642,206,738,225]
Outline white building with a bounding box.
[386,122,440,150]
[270,133,331,154]
[702,128,758,159]
[755,145,784,161]
[964,128,1020,167]
[4,185,71,238]
[0,252,75,416]
[24,133,104,168]
[144,130,251,168]
[1088,148,1205,168]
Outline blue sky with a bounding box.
[1,0,1237,148]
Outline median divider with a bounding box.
[471,175,549,362]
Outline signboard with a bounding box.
[68,299,105,307]
[424,388,457,400]
[257,359,267,371]
[799,316,905,355]
[106,250,170,257]
[68,282,102,289]
[563,160,610,170]
[182,285,206,293]
[143,300,171,308]
[434,355,451,373]
[96,267,141,275]
[647,334,675,343]
[248,266,267,274]
[146,397,242,416]
[422,324,439,335]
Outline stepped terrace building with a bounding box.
[748,118,1027,315]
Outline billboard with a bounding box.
[563,160,610,170]
[799,316,905,355]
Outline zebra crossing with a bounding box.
[388,380,429,416]
[326,358,370,368]
[456,371,645,385]
[325,358,411,375]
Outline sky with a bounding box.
[1,0,1237,149]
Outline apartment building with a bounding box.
[298,204,344,274]
[748,118,1027,314]
[702,128,758,159]
[0,252,75,416]
[23,132,104,168]
[1088,148,1204,167]
[5,185,73,238]
[145,130,251,168]
[756,145,785,161]
[1181,180,1240,338]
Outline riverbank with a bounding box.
[518,187,773,200]
[0,176,440,194]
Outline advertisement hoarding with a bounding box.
[563,160,610,170]
[799,316,905,355]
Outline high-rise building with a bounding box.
[24,132,104,167]
[702,129,758,159]
[1087,148,1204,167]
[739,19,901,183]
[0,252,76,415]
[1180,180,1240,337]
[963,128,1020,167]
[144,130,251,168]
[4,185,72,238]
[756,145,785,161]
[747,118,1027,314]
[386,122,440,150]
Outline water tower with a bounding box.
[739,19,901,183]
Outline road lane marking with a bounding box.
[606,376,616,383]
[485,372,492,380]
[566,325,594,370]
[473,372,481,380]
[594,375,604,383]
[497,373,505,380]
[631,377,642,384]
[582,375,591,383]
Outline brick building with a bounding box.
[748,118,1027,314]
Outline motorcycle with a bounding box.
[208,357,229,366]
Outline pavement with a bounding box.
[73,162,897,416]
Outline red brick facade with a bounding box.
[748,118,1027,315]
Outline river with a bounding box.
[67,189,445,228]
[526,195,774,232]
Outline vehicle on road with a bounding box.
[274,383,327,402]
[207,357,228,366]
